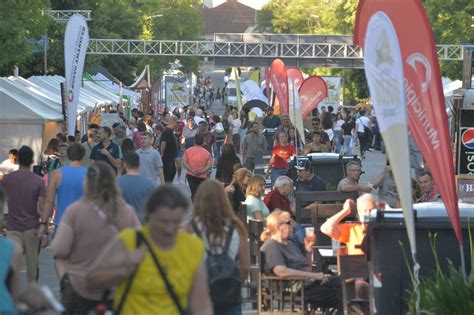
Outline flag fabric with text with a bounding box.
[64,14,89,135]
[359,11,416,254]
[288,79,305,146]
[299,76,328,119]
[286,67,304,91]
[270,59,289,115]
[355,0,462,244]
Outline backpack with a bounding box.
[41,156,59,176]
[214,122,226,140]
[192,221,241,307]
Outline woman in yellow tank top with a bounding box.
[87,185,213,315]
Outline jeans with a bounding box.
[333,130,341,153]
[270,168,288,187]
[343,135,352,155]
[215,139,224,159]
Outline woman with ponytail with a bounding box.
[260,210,342,311]
[51,162,140,314]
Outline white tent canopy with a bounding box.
[0,78,63,122]
[443,80,463,97]
[28,75,118,112]
[0,75,124,162]
[0,79,63,163]
[90,73,141,106]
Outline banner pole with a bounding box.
[459,244,467,281]
[292,81,298,152]
[411,251,421,315]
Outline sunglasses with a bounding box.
[280,220,292,226]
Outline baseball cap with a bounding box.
[294,157,311,171]
[281,114,290,120]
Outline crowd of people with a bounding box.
[0,96,442,314]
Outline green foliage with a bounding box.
[402,229,474,315]
[423,0,474,80]
[0,0,52,75]
[259,0,473,102]
[0,0,202,83]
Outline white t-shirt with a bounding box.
[357,116,370,133]
[0,159,19,175]
[334,119,345,131]
[231,119,242,135]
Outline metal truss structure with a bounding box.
[87,39,471,67]
[42,10,92,22]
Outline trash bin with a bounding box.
[365,203,474,314]
[288,153,360,190]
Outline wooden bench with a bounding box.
[295,191,359,224]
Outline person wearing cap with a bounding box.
[273,115,292,147]
[295,158,326,192]
[262,107,281,129]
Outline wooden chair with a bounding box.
[258,251,335,315]
[258,251,306,315]
[246,219,265,308]
[295,191,358,224]
[337,248,369,315]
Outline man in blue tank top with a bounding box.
[44,143,87,278]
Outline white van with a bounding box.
[225,80,238,106]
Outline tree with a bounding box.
[258,0,473,103]
[0,0,52,76]
[423,0,474,80]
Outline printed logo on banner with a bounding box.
[67,89,74,102]
[406,53,432,92]
[462,128,474,150]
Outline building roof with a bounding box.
[201,0,257,35]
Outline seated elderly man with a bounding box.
[261,210,342,311]
[337,161,372,195]
[320,193,376,300]
[295,158,326,192]
[320,193,376,255]
[416,170,441,202]
[264,176,293,213]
